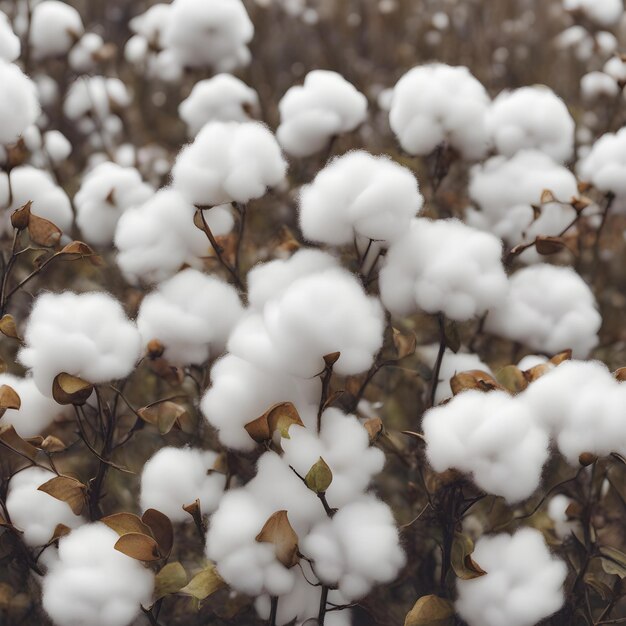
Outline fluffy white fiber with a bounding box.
[548,494,579,539]
[0,12,20,61]
[389,63,490,159]
[6,467,83,547]
[485,265,601,358]
[75,162,154,246]
[68,33,105,73]
[179,74,259,136]
[64,76,130,123]
[0,60,40,145]
[29,1,84,59]
[276,70,367,157]
[171,121,287,206]
[486,86,575,163]
[423,390,549,502]
[42,522,154,626]
[379,218,508,321]
[581,71,620,99]
[563,0,624,26]
[140,446,226,521]
[577,127,626,198]
[299,151,423,246]
[456,528,567,626]
[18,291,142,396]
[114,188,233,284]
[136,268,243,365]
[44,130,72,163]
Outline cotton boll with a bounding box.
[129,3,171,45]
[75,162,154,246]
[43,130,72,163]
[603,56,626,83]
[6,468,83,547]
[0,12,20,61]
[18,291,142,396]
[380,218,508,321]
[64,76,131,122]
[114,188,233,284]
[137,269,243,365]
[301,496,405,600]
[423,390,549,502]
[179,74,259,136]
[42,523,154,626]
[456,528,567,626]
[299,151,423,246]
[484,265,601,358]
[276,70,367,157]
[172,121,286,206]
[548,495,579,539]
[581,71,620,99]
[389,63,490,159]
[140,446,226,521]
[486,87,574,163]
[201,354,320,451]
[577,128,626,198]
[0,60,40,145]
[29,1,83,59]
[563,0,624,26]
[68,33,105,72]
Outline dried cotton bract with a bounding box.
[0,60,40,145]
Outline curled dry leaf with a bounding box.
[495,365,528,394]
[364,417,384,444]
[138,400,189,435]
[59,241,103,266]
[450,370,504,395]
[40,435,66,453]
[142,508,174,557]
[0,384,21,419]
[0,314,20,341]
[154,561,188,601]
[550,349,572,365]
[28,212,62,248]
[304,457,333,494]
[178,563,224,601]
[535,235,567,256]
[244,401,304,442]
[404,594,455,626]
[38,475,87,515]
[114,532,162,562]
[52,373,93,406]
[451,532,487,580]
[101,512,153,537]
[393,327,417,360]
[0,424,39,461]
[255,510,299,568]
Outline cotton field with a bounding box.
[1,1,626,625]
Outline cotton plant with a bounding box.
[276,70,368,157]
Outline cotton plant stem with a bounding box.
[428,312,446,409]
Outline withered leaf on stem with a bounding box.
[40,435,66,453]
[404,594,455,626]
[0,314,21,341]
[142,508,174,557]
[138,401,188,435]
[101,512,153,537]
[364,417,384,444]
[450,370,503,395]
[495,365,528,394]
[255,510,299,568]
[0,384,21,418]
[38,475,87,515]
[393,327,417,360]
[27,213,62,248]
[59,241,102,266]
[0,424,39,461]
[178,563,224,601]
[450,532,487,580]
[154,562,188,601]
[599,546,626,579]
[245,401,304,442]
[114,532,161,562]
[443,319,461,353]
[304,457,333,493]
[535,235,567,256]
[52,373,93,406]
[550,349,572,365]
[615,367,626,382]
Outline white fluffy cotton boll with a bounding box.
[114,188,233,284]
[578,128,626,198]
[172,121,287,206]
[603,56,626,83]
[129,3,171,45]
[137,269,243,365]
[201,354,320,451]
[484,265,601,358]
[140,446,226,521]
[6,468,83,547]
[282,409,386,508]
[68,33,105,72]
[162,0,253,72]
[423,390,549,502]
[548,495,579,539]
[247,248,340,310]
[42,523,154,626]
[18,291,142,396]
[299,151,423,246]
[389,64,490,159]
[487,87,575,163]
[581,72,620,100]
[301,496,405,600]
[563,0,624,26]
[29,1,83,59]
[179,74,259,136]
[43,130,72,163]
[0,374,67,438]
[379,218,508,321]
[456,528,567,626]
[0,12,20,61]
[0,60,40,145]
[277,70,367,157]
[75,162,154,246]
[64,76,131,122]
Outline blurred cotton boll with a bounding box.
[0,12,20,61]
[577,127,626,198]
[18,291,142,396]
[0,60,40,146]
[29,0,84,59]
[277,70,367,157]
[456,528,567,626]
[42,523,154,626]
[563,0,624,27]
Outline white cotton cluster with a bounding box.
[521,360,626,463]
[0,166,73,235]
[563,0,624,26]
[140,446,226,521]
[604,56,626,83]
[379,218,508,321]
[68,33,106,73]
[75,162,154,246]
[43,130,72,163]
[456,528,567,626]
[486,86,575,163]
[29,1,83,59]
[485,265,601,358]
[423,390,549,502]
[6,468,83,547]
[179,74,259,136]
[42,523,154,626]
[548,495,579,539]
[299,151,423,246]
[136,268,243,365]
[0,374,66,438]
[114,188,233,284]
[555,26,617,62]
[581,71,620,99]
[276,70,367,157]
[0,12,20,61]
[389,63,491,159]
[466,151,579,261]
[0,60,40,145]
[171,121,287,206]
[577,127,626,198]
[18,291,142,396]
